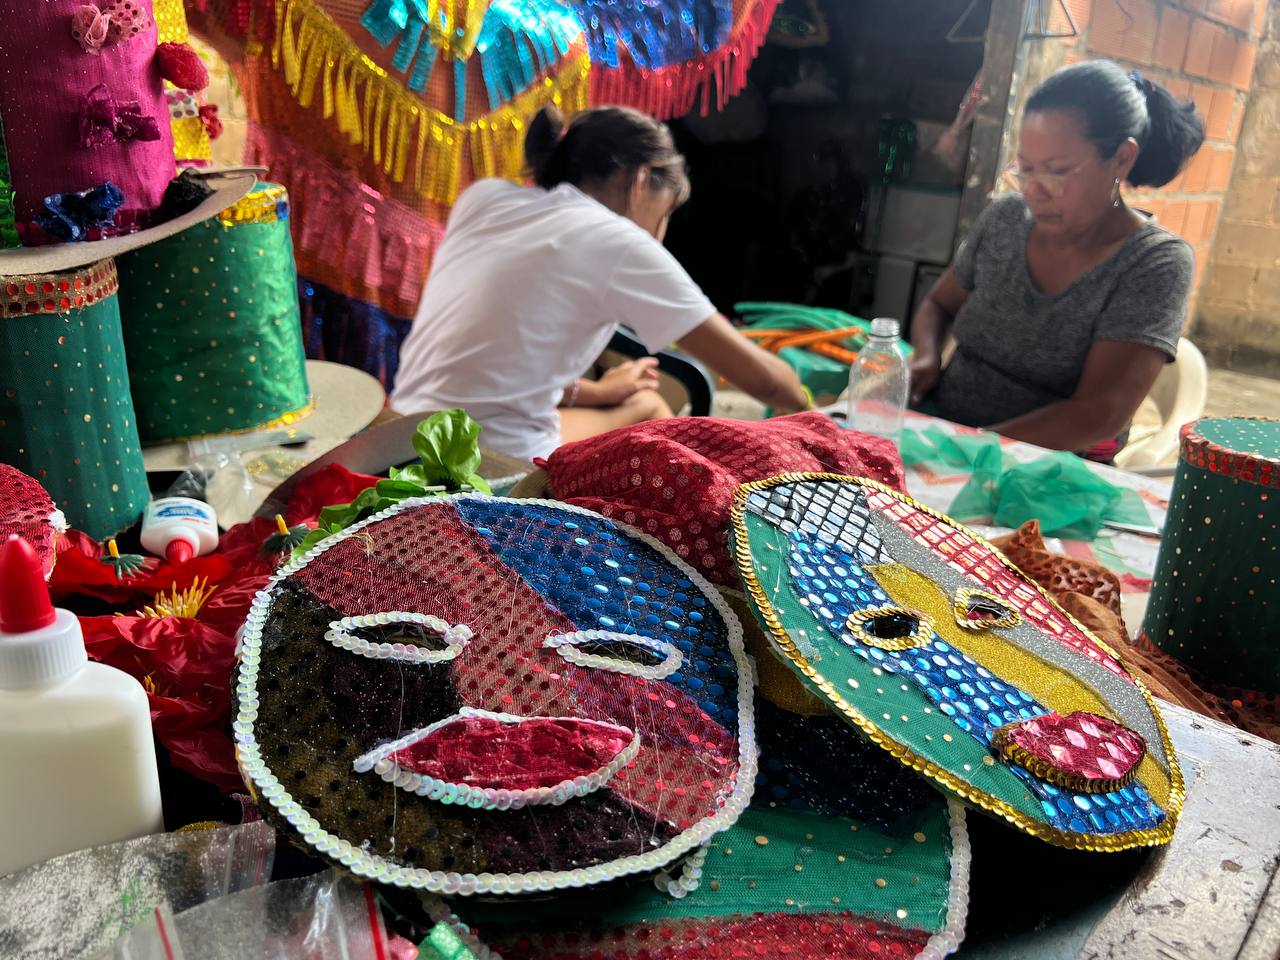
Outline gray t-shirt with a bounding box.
[933,193,1193,429]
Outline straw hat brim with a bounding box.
[142,359,386,472]
[0,171,258,274]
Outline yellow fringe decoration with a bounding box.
[427,0,493,61]
[272,0,590,205]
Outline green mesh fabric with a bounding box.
[456,802,956,937]
[116,184,309,442]
[0,294,149,537]
[739,511,1045,821]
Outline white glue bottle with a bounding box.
[140,468,219,564]
[0,534,164,876]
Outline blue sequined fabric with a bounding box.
[456,498,739,725]
[784,532,1165,834]
[575,0,733,70]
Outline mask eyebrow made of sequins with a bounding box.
[234,494,757,894]
[730,474,1184,852]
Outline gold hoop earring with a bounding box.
[1112,178,1121,207]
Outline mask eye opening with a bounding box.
[845,606,932,651]
[544,631,683,680]
[952,588,1022,631]
[326,613,472,663]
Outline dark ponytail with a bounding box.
[1129,78,1206,187]
[522,104,691,204]
[1026,60,1205,189]
[524,105,568,189]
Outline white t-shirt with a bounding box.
[390,180,715,460]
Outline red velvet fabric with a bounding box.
[539,414,905,587]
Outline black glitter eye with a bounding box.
[845,606,932,651]
[952,587,1022,630]
[865,612,918,640]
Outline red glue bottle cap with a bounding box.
[0,535,56,633]
[165,539,195,565]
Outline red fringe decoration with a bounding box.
[223,0,275,46]
[589,0,783,120]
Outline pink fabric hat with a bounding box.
[0,0,253,266]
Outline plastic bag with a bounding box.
[0,822,274,960]
[901,427,1150,539]
[91,870,390,960]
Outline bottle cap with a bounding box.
[165,539,195,565]
[0,535,88,688]
[870,317,900,339]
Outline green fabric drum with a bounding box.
[116,183,310,443]
[1,260,149,538]
[1142,418,1280,693]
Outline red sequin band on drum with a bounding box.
[3,259,119,316]
[1180,420,1280,491]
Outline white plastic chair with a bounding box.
[1114,337,1208,473]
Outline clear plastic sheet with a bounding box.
[0,822,274,960]
[92,870,389,960]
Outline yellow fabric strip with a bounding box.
[271,0,590,204]
[867,562,1172,809]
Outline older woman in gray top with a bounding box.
[910,60,1205,460]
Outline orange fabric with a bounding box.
[991,521,1280,743]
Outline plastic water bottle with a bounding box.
[847,317,910,443]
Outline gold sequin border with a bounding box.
[218,184,290,228]
[990,723,1141,796]
[1180,417,1280,491]
[3,259,118,316]
[729,471,1184,852]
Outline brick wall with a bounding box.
[1197,1,1280,374]
[1007,0,1267,337]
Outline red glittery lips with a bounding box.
[387,711,638,792]
[993,711,1146,793]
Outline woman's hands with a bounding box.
[563,358,661,408]
[594,358,660,405]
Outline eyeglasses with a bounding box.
[1002,160,1090,199]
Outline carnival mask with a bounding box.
[731,475,1182,851]
[234,495,755,893]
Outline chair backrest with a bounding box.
[1114,337,1208,471]
[1150,338,1208,426]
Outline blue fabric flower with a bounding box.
[34,182,125,242]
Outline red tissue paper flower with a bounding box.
[50,465,380,792]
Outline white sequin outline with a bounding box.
[325,612,472,664]
[233,493,758,895]
[351,706,642,810]
[543,630,683,680]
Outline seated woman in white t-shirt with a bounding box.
[390,105,806,460]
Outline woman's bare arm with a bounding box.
[676,314,808,413]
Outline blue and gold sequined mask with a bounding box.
[731,474,1183,851]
